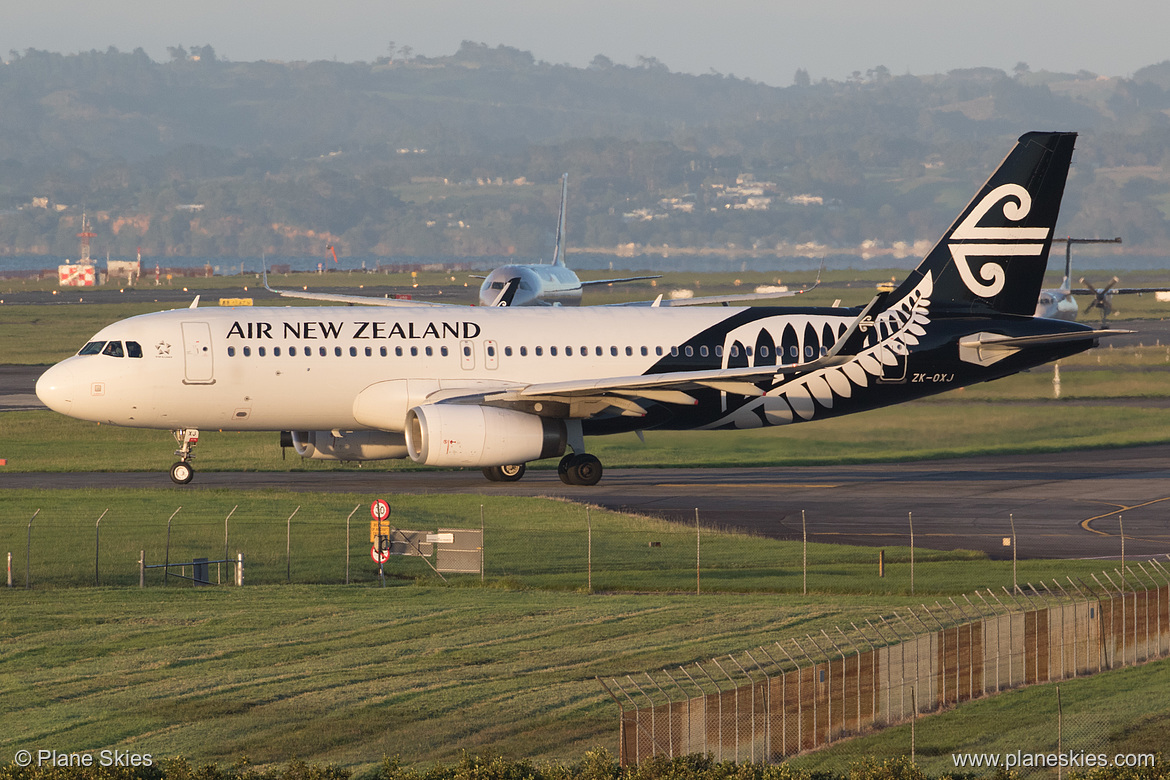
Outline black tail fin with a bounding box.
[891,132,1077,315]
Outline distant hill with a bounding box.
[1,43,1169,261]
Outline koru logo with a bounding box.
[949,183,1050,297]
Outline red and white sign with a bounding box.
[59,264,96,287]
[371,544,391,564]
[370,499,390,521]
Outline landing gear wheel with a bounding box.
[558,454,580,485]
[170,461,194,485]
[482,463,526,482]
[558,453,602,486]
[570,454,603,486]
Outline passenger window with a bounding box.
[289,346,297,356]
[487,345,496,357]
[319,347,326,357]
[334,347,342,357]
[410,347,418,357]
[625,346,633,356]
[610,346,618,356]
[656,346,663,356]
[520,346,528,357]
[380,347,388,357]
[640,346,648,356]
[504,346,513,357]
[274,347,281,357]
[566,346,573,356]
[595,346,603,356]
[699,346,708,358]
[258,347,266,357]
[425,346,433,356]
[550,346,558,356]
[350,347,358,357]
[79,341,106,356]
[715,345,723,357]
[228,346,236,357]
[126,341,144,358]
[365,347,372,357]
[535,346,543,356]
[671,346,679,357]
[684,346,693,358]
[243,346,251,357]
[102,341,124,358]
[759,346,770,358]
[395,347,402,357]
[441,346,449,357]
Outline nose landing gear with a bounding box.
[170,428,200,484]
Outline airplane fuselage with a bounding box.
[36,300,1093,437]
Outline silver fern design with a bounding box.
[709,271,934,430]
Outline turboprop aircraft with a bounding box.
[36,132,1124,486]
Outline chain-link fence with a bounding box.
[602,564,1170,766]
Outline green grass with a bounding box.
[0,586,947,770]
[3,487,1117,593]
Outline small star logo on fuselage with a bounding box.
[155,341,172,356]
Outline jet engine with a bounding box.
[405,405,566,467]
[287,430,409,460]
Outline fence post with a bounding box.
[164,507,181,586]
[908,511,914,595]
[26,509,40,589]
[139,551,145,587]
[7,552,11,588]
[695,508,701,596]
[696,662,723,761]
[821,630,848,737]
[711,658,741,763]
[286,506,300,584]
[224,505,238,570]
[344,504,359,585]
[237,552,244,586]
[662,669,693,757]
[587,507,592,594]
[838,626,866,731]
[776,642,803,753]
[679,666,709,758]
[94,509,108,586]
[802,510,808,596]
[744,650,771,762]
[791,638,820,747]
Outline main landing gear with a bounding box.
[558,453,603,486]
[479,455,603,486]
[170,428,199,484]
[482,463,526,482]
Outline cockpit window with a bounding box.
[78,341,106,355]
[489,281,506,290]
[126,341,143,358]
[102,341,125,358]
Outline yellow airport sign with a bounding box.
[219,298,254,306]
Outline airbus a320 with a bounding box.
[37,132,1121,486]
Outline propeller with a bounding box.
[1079,276,1120,323]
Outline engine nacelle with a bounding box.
[288,430,408,460]
[405,405,566,467]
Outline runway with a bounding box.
[4,447,1170,561]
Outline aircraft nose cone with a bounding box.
[36,362,75,415]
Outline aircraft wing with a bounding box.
[262,268,455,307]
[578,275,662,286]
[1071,287,1170,295]
[608,266,822,307]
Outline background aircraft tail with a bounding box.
[889,131,1077,316]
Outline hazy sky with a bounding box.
[6,1,1169,86]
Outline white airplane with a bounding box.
[37,132,1124,486]
[474,174,660,307]
[265,174,817,310]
